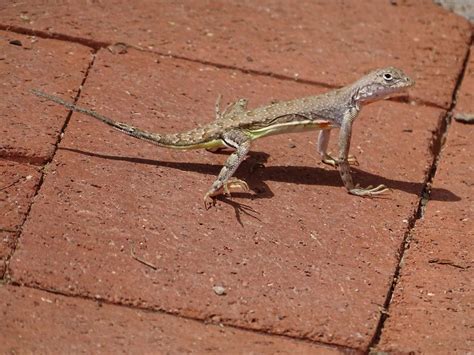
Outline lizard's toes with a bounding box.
[322,154,359,167]
[204,178,251,207]
[203,193,217,210]
[226,178,250,193]
[348,155,359,166]
[349,184,391,197]
[321,156,338,168]
[370,184,391,193]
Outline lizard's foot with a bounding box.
[223,177,250,195]
[203,178,250,209]
[204,193,216,210]
[322,154,359,167]
[349,184,390,197]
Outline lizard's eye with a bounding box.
[383,73,393,81]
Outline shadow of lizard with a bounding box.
[59,147,460,203]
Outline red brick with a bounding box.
[455,45,474,115]
[0,285,339,354]
[10,49,443,349]
[0,160,41,277]
[0,232,14,277]
[0,30,92,163]
[0,1,470,108]
[377,47,474,354]
[0,160,40,230]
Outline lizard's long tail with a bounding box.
[32,89,217,150]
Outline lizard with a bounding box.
[32,66,414,209]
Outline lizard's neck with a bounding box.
[340,83,363,111]
[348,78,394,107]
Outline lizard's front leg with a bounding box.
[338,113,389,196]
[204,130,251,208]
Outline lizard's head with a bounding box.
[353,67,414,104]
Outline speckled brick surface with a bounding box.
[0,0,471,108]
[0,160,41,277]
[0,31,92,164]
[0,285,339,354]
[10,48,444,349]
[455,46,474,115]
[0,1,472,353]
[376,47,473,354]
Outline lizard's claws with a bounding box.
[204,193,216,210]
[347,155,359,166]
[349,184,391,197]
[203,178,250,209]
[322,154,359,167]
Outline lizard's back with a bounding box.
[169,88,349,146]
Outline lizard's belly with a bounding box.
[246,119,334,140]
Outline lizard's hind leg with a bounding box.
[317,130,359,167]
[204,130,251,208]
[208,96,249,154]
[214,95,248,121]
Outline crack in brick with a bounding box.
[0,24,108,50]
[2,52,98,281]
[0,24,337,89]
[416,35,474,220]
[7,282,361,354]
[367,31,473,353]
[0,152,49,166]
[3,56,363,348]
[428,258,471,270]
[2,21,471,352]
[0,228,18,233]
[0,24,446,110]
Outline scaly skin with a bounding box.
[32,67,414,208]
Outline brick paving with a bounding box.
[376,45,474,354]
[0,1,472,353]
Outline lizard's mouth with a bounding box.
[365,85,412,103]
[388,77,415,97]
[401,76,415,88]
[382,85,413,102]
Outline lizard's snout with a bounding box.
[405,76,415,87]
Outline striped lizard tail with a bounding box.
[31,89,211,150]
